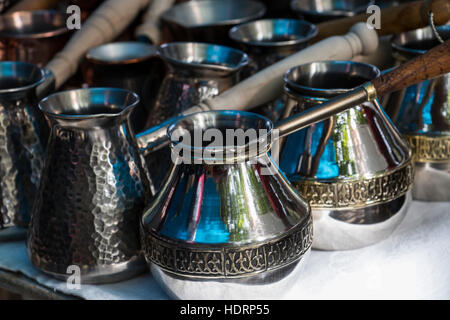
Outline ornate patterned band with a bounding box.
[294,161,414,209]
[142,217,313,278]
[403,134,450,163]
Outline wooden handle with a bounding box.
[373,39,450,96]
[135,0,175,44]
[7,0,61,12]
[314,0,450,42]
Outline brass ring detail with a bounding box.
[141,217,313,279]
[403,134,450,163]
[293,160,414,209]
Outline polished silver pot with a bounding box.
[0,61,53,241]
[278,60,413,250]
[141,110,313,299]
[386,26,450,201]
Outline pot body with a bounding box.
[0,10,72,67]
[27,88,151,284]
[145,42,248,189]
[0,62,50,241]
[279,61,413,250]
[385,26,450,201]
[141,110,313,299]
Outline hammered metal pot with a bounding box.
[278,61,413,250]
[144,42,249,189]
[141,110,313,300]
[0,10,72,66]
[0,61,53,242]
[161,0,266,45]
[385,26,450,201]
[290,0,374,23]
[27,88,152,284]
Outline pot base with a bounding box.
[312,192,411,251]
[149,249,311,300]
[31,255,147,285]
[412,162,450,201]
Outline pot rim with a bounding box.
[85,42,158,65]
[161,0,266,29]
[229,18,318,48]
[158,42,249,73]
[0,10,70,39]
[290,0,374,19]
[284,60,380,97]
[167,110,274,161]
[0,61,46,95]
[391,25,450,57]
[38,87,140,121]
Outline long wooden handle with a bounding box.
[135,0,175,44]
[314,0,450,42]
[373,39,450,96]
[7,0,61,12]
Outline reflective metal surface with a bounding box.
[290,0,374,23]
[279,61,413,250]
[83,41,163,132]
[161,0,266,45]
[229,18,317,121]
[386,26,450,201]
[0,10,71,66]
[229,19,317,74]
[141,110,313,299]
[27,88,151,284]
[145,42,248,189]
[0,61,51,241]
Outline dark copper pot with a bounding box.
[0,10,72,67]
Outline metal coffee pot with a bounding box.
[229,18,317,120]
[278,61,413,250]
[141,110,313,300]
[140,41,448,296]
[386,26,450,201]
[290,0,374,23]
[161,0,266,45]
[0,61,53,241]
[82,41,164,132]
[27,88,152,284]
[0,10,72,66]
[144,41,249,188]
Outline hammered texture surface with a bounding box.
[0,94,46,230]
[28,122,151,276]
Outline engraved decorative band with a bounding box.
[403,134,450,162]
[294,161,414,209]
[142,217,313,278]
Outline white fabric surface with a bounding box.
[0,201,448,300]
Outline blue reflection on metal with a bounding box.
[160,173,230,244]
[280,122,339,179]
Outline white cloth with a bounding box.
[0,201,448,300]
